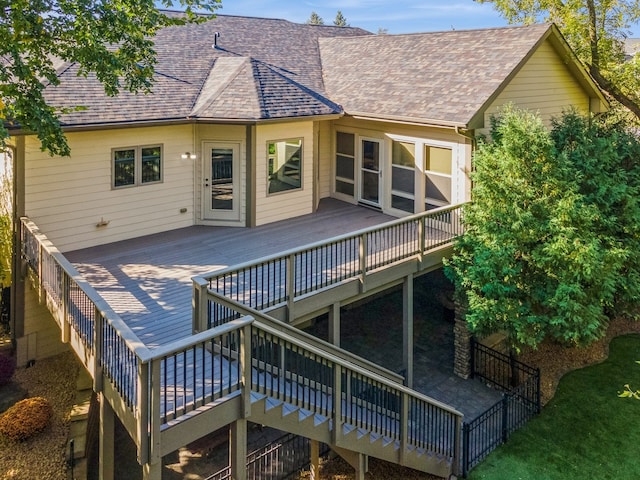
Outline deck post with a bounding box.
[286,254,295,322]
[192,276,209,333]
[359,233,367,293]
[61,272,70,343]
[230,418,247,480]
[99,393,115,480]
[332,363,342,445]
[310,439,320,480]
[137,361,150,466]
[399,392,409,465]
[142,359,162,480]
[93,305,104,392]
[328,302,340,347]
[241,324,252,417]
[402,274,414,388]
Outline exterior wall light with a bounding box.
[181,152,197,160]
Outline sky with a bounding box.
[211,0,640,36]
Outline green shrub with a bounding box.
[0,397,53,441]
[0,353,15,386]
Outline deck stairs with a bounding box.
[19,204,466,479]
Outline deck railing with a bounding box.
[199,204,464,325]
[20,203,466,473]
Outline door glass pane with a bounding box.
[336,155,354,179]
[362,171,379,203]
[211,148,233,210]
[362,140,379,171]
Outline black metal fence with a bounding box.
[206,432,329,480]
[462,338,541,477]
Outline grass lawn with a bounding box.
[469,334,640,480]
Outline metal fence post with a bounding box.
[501,394,509,444]
[462,422,470,478]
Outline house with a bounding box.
[7,13,606,480]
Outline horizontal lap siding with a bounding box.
[25,125,195,252]
[255,122,315,226]
[482,40,590,132]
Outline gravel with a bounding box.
[0,349,79,480]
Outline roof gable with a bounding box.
[319,24,605,128]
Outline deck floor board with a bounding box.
[66,199,395,348]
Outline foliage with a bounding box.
[0,152,11,288]
[0,0,220,157]
[0,354,16,386]
[469,335,640,479]
[333,10,349,27]
[0,396,53,442]
[476,0,640,120]
[619,360,640,399]
[307,11,324,25]
[445,106,640,348]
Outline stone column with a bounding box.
[453,302,472,379]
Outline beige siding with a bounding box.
[24,125,196,252]
[255,122,315,226]
[482,40,590,132]
[16,283,68,366]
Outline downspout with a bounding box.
[11,137,25,344]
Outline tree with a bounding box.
[333,10,349,27]
[0,0,220,157]
[445,106,640,349]
[307,11,324,25]
[476,0,640,121]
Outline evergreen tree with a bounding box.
[445,106,640,349]
[307,11,324,25]
[333,10,349,27]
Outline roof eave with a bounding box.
[347,111,468,130]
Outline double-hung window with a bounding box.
[113,145,163,188]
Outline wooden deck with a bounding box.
[66,199,395,348]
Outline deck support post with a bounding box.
[98,393,115,480]
[328,302,340,347]
[310,439,320,480]
[402,274,414,388]
[230,419,247,480]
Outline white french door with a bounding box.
[203,142,240,221]
[359,138,383,208]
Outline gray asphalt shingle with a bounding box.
[45,14,370,127]
[319,24,552,127]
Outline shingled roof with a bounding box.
[45,14,369,128]
[319,23,598,128]
[43,17,602,130]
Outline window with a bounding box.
[424,145,452,210]
[335,132,355,197]
[391,141,416,213]
[267,138,302,194]
[112,145,162,188]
